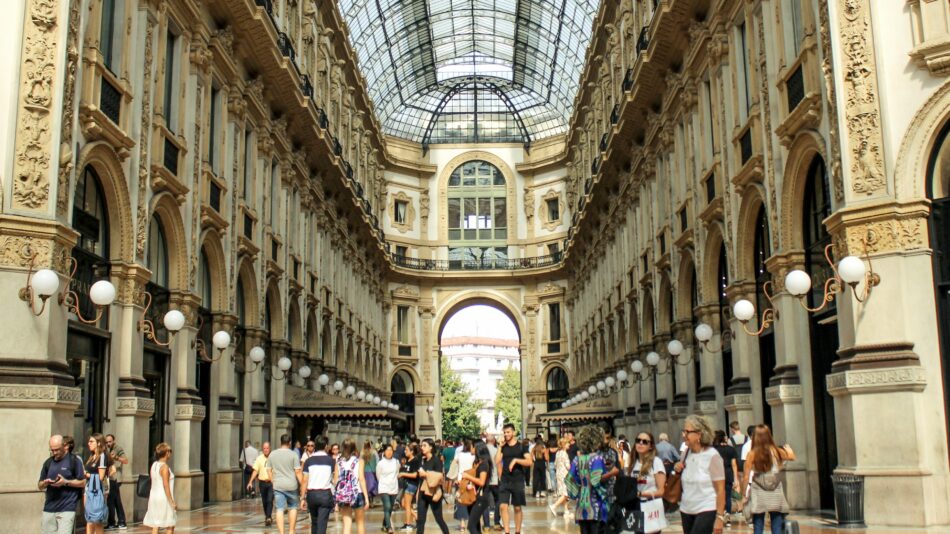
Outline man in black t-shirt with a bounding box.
[494,424,532,534]
[565,430,578,462]
[38,435,86,534]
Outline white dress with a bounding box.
[143,461,177,527]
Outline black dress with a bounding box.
[531,453,547,493]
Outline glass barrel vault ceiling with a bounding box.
[338,0,601,146]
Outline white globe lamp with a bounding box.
[163,310,186,332]
[596,380,606,391]
[357,390,366,400]
[694,323,713,343]
[298,365,312,379]
[333,380,344,392]
[249,346,266,363]
[277,356,292,372]
[318,373,330,386]
[587,385,597,395]
[605,376,616,388]
[631,360,644,374]
[31,269,59,298]
[212,331,231,350]
[784,270,812,297]
[616,369,628,382]
[667,339,684,356]
[646,351,660,367]
[345,385,356,396]
[733,299,756,322]
[838,256,867,285]
[89,280,117,306]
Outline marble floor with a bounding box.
[122,496,950,533]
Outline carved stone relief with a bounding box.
[56,0,81,217]
[135,18,156,259]
[837,0,887,197]
[12,0,60,210]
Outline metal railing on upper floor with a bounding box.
[391,253,563,271]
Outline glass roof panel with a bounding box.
[337,0,600,144]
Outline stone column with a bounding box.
[651,335,672,439]
[211,313,241,502]
[765,252,814,509]
[724,283,757,429]
[245,328,269,448]
[824,201,949,526]
[671,321,693,434]
[170,294,204,510]
[692,305,722,425]
[110,264,154,520]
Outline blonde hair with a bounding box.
[684,414,715,446]
[155,442,172,459]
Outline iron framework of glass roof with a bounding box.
[338,0,600,147]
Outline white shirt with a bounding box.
[456,451,476,481]
[741,440,752,461]
[376,457,401,495]
[632,457,667,498]
[302,451,334,491]
[680,447,725,515]
[242,445,259,466]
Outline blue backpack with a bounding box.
[84,473,107,524]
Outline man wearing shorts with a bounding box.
[269,434,303,534]
[494,423,532,534]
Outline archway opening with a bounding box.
[439,303,521,441]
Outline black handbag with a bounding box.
[613,473,641,509]
[136,474,151,498]
[607,504,643,533]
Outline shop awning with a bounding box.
[537,398,622,423]
[285,386,407,422]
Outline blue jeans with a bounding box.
[274,489,300,511]
[753,511,785,534]
[380,494,396,529]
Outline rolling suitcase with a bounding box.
[783,519,800,534]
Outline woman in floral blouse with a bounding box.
[565,425,609,534]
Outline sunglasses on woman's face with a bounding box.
[635,439,652,445]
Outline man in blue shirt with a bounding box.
[38,434,86,534]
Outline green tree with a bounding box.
[440,358,484,440]
[494,368,523,432]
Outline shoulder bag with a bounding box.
[662,450,687,505]
[136,473,151,498]
[457,467,478,506]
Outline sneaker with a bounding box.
[105,527,117,531]
[118,525,128,530]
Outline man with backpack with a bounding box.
[39,434,86,534]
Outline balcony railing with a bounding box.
[100,78,122,125]
[786,64,805,113]
[316,108,329,129]
[637,26,650,54]
[392,253,563,271]
[163,136,179,175]
[599,133,609,152]
[610,104,620,125]
[739,128,753,164]
[331,136,342,156]
[343,160,353,180]
[277,32,296,62]
[623,68,635,91]
[254,0,274,15]
[300,74,314,98]
[591,156,601,175]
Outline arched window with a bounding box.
[804,160,833,312]
[546,367,569,411]
[199,249,212,310]
[753,207,775,427]
[236,279,246,327]
[74,167,109,257]
[146,215,168,288]
[447,160,508,265]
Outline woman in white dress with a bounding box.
[144,442,177,533]
[548,437,573,517]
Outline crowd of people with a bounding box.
[39,417,792,534]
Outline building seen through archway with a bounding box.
[4,0,950,530]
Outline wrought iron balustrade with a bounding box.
[611,104,620,125]
[599,133,609,152]
[623,68,635,91]
[301,75,314,98]
[392,253,563,271]
[591,156,601,175]
[163,136,179,175]
[277,32,296,62]
[637,27,650,54]
[100,78,122,125]
[316,108,329,129]
[786,64,805,113]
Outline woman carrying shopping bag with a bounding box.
[741,425,795,534]
[630,432,667,533]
